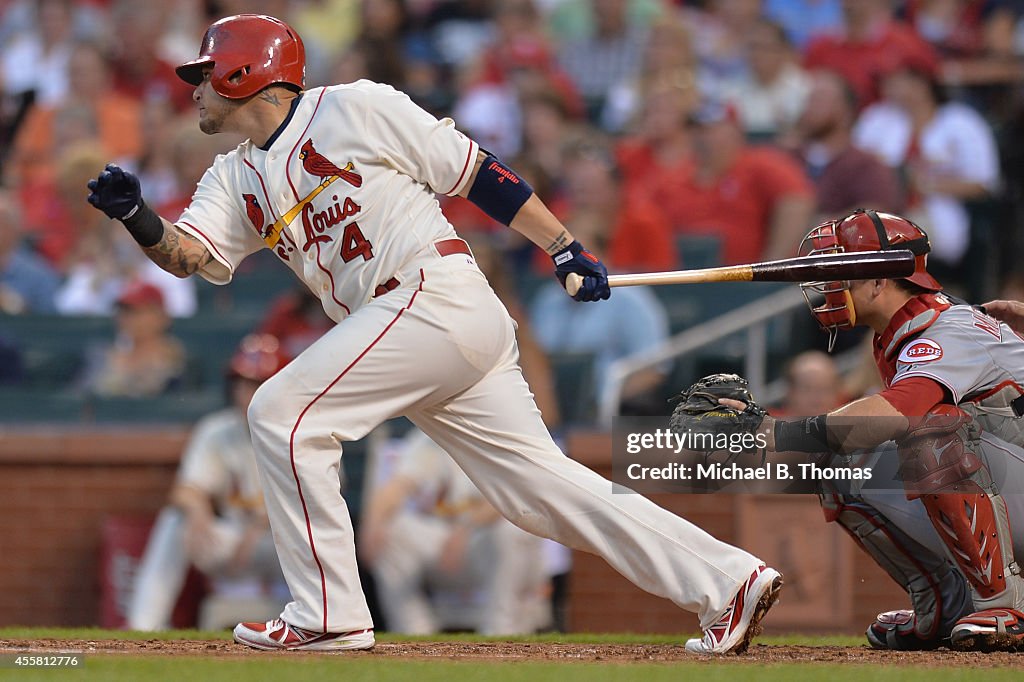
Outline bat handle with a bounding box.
[565,272,584,297]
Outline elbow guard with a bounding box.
[466,154,534,226]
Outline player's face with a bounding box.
[194,66,240,135]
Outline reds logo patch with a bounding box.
[898,339,943,364]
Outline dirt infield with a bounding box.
[2,638,1023,667]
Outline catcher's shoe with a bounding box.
[684,564,783,654]
[866,610,950,650]
[233,618,374,651]
[950,608,1024,650]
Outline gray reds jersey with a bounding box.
[887,300,1024,440]
[174,80,478,322]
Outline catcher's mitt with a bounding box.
[669,373,767,442]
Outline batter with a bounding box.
[86,14,781,653]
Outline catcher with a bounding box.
[673,209,1024,650]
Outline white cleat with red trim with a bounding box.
[233,618,375,651]
[684,564,783,655]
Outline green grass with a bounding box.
[0,629,1006,682]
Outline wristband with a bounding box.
[774,414,832,453]
[467,154,534,225]
[121,200,164,248]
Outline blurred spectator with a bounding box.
[51,144,196,316]
[683,0,764,101]
[289,0,361,87]
[616,75,697,215]
[77,281,186,398]
[128,334,289,631]
[454,2,581,160]
[558,139,676,273]
[518,87,580,191]
[257,286,336,362]
[107,1,194,112]
[360,428,553,635]
[791,70,904,221]
[901,0,1017,59]
[0,189,59,314]
[557,0,648,121]
[660,103,815,263]
[129,99,184,211]
[347,0,413,88]
[719,19,812,140]
[529,210,670,407]
[763,0,843,49]
[424,0,496,69]
[602,13,696,134]
[0,0,74,109]
[804,0,940,105]
[9,40,142,262]
[773,350,846,417]
[853,64,999,270]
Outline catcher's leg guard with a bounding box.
[897,405,1024,648]
[821,493,972,649]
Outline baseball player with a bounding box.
[703,209,1024,650]
[86,14,781,654]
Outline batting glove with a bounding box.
[87,163,143,221]
[552,240,611,302]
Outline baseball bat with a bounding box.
[564,250,916,296]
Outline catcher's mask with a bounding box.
[798,209,941,351]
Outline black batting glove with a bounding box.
[552,240,611,302]
[87,163,143,221]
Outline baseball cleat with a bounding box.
[233,618,375,651]
[684,564,783,655]
[950,608,1024,651]
[866,609,949,650]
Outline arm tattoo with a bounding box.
[544,230,571,255]
[143,224,213,277]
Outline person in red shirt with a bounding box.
[804,0,940,106]
[557,140,677,274]
[660,103,814,265]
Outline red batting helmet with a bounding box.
[175,14,305,99]
[228,334,289,382]
[798,209,942,349]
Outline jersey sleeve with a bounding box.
[356,82,479,197]
[174,156,265,285]
[890,320,990,403]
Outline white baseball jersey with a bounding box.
[175,80,478,321]
[168,78,765,636]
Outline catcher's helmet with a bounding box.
[175,14,305,99]
[798,209,942,348]
[228,334,289,382]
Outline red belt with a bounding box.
[374,239,471,297]
[435,238,471,257]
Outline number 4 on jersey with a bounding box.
[340,221,373,262]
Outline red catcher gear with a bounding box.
[798,209,942,349]
[175,14,305,100]
[229,334,289,382]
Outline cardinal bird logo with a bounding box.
[299,139,362,188]
[243,193,269,237]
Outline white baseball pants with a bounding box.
[246,252,762,633]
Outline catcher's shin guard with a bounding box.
[821,493,972,648]
[897,406,1024,612]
